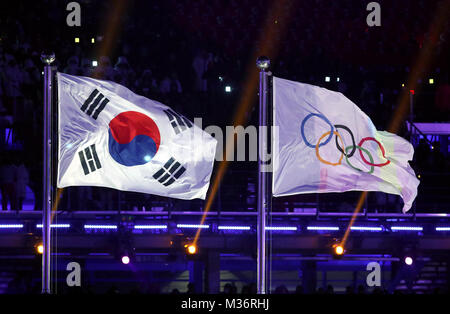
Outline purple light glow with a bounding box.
[350,226,383,232]
[265,226,297,231]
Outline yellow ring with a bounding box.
[315,131,344,166]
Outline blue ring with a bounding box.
[300,113,334,148]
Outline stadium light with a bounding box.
[84,224,117,229]
[121,255,130,265]
[185,244,197,255]
[404,256,413,266]
[36,243,44,254]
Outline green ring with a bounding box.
[344,145,374,174]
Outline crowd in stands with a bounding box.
[0,0,449,212]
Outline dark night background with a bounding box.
[0,0,449,295]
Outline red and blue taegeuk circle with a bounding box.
[108,111,161,166]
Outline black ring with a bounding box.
[334,124,356,157]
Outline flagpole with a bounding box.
[41,52,55,294]
[256,56,270,294]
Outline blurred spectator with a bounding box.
[0,155,16,211]
[94,56,115,81]
[222,282,233,294]
[114,56,135,88]
[135,69,158,97]
[326,284,334,294]
[431,141,446,171]
[64,56,81,75]
[3,57,24,120]
[415,138,432,171]
[192,50,212,92]
[186,282,195,294]
[357,284,366,294]
[0,59,4,113]
[274,285,289,294]
[159,71,182,94]
[80,58,92,76]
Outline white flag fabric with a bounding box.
[57,73,217,200]
[272,77,419,212]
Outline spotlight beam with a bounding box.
[193,0,295,246]
[341,1,449,247]
[93,0,130,78]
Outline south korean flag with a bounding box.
[57,73,217,200]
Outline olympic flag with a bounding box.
[272,77,419,212]
[57,73,217,200]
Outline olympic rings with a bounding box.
[300,113,334,148]
[344,145,374,174]
[315,131,344,166]
[334,124,356,157]
[358,137,391,167]
[300,114,391,172]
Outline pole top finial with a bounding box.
[40,52,55,65]
[256,56,270,71]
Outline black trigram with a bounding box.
[163,108,193,134]
[152,157,186,186]
[80,89,109,120]
[78,144,102,175]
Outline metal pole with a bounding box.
[256,56,270,294]
[41,52,55,294]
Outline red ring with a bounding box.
[358,137,391,167]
